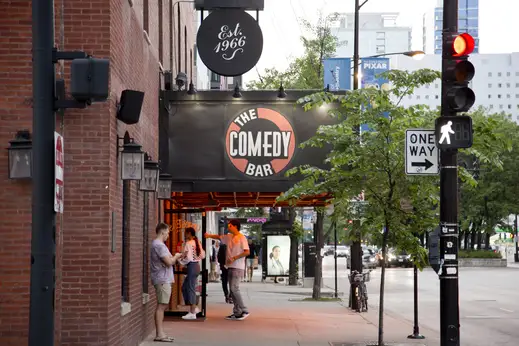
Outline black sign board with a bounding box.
[303,243,316,278]
[159,91,339,193]
[435,116,473,150]
[428,226,440,273]
[196,9,263,77]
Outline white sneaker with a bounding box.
[194,307,200,314]
[182,312,196,320]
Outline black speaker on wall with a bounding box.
[117,89,145,125]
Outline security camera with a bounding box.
[175,72,187,90]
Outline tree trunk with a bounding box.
[312,210,324,300]
[288,208,298,286]
[464,232,469,250]
[378,221,390,346]
[485,233,491,250]
[477,231,483,249]
[470,230,477,250]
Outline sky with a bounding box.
[242,0,519,84]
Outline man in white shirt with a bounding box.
[205,219,250,320]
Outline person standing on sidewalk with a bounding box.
[225,220,250,320]
[178,227,205,320]
[151,223,181,343]
[206,232,233,303]
[245,238,258,282]
[206,220,250,320]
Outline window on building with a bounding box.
[184,26,187,74]
[488,95,491,99]
[190,50,193,80]
[498,72,502,77]
[122,181,131,302]
[498,94,502,99]
[499,105,503,109]
[169,0,173,69]
[211,72,220,83]
[488,72,492,77]
[376,32,385,39]
[142,194,149,294]
[158,0,163,64]
[376,45,385,54]
[498,83,502,88]
[416,95,420,100]
[425,95,429,99]
[516,72,519,77]
[516,83,519,88]
[488,83,492,88]
[435,95,439,99]
[516,94,519,98]
[508,104,512,109]
[507,94,511,98]
[507,72,511,77]
[507,83,511,88]
[143,0,149,33]
[435,84,439,89]
[489,104,493,109]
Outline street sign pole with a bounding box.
[440,1,460,345]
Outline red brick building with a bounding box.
[0,1,196,345]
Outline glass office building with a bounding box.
[434,0,479,54]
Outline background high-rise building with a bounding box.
[333,13,412,58]
[434,0,479,54]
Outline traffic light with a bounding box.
[442,33,476,114]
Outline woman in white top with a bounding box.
[179,227,205,320]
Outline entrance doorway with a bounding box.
[161,191,329,320]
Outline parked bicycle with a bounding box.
[348,269,372,313]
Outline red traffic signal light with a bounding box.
[451,33,475,57]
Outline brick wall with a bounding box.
[0,1,196,346]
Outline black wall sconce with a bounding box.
[7,130,33,180]
[139,153,160,192]
[277,83,287,98]
[116,89,145,125]
[233,83,242,98]
[157,173,173,200]
[187,81,196,95]
[117,131,144,181]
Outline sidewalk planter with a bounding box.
[458,258,508,267]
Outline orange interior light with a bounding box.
[452,33,475,57]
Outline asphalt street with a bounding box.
[316,255,519,346]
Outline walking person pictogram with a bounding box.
[439,121,455,145]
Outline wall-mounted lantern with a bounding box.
[139,153,160,192]
[7,130,32,180]
[157,173,173,200]
[118,131,144,181]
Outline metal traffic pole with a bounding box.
[439,1,460,345]
[29,0,57,345]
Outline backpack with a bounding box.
[217,243,227,266]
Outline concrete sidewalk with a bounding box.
[140,278,439,346]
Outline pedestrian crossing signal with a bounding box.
[435,116,473,150]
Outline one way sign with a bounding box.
[405,129,439,176]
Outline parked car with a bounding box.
[346,247,377,269]
[335,245,349,257]
[323,245,335,256]
[388,250,413,268]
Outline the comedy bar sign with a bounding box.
[196,9,263,76]
[225,107,295,178]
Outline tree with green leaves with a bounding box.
[278,69,510,345]
[459,110,519,250]
[246,13,341,90]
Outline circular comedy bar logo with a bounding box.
[225,108,296,178]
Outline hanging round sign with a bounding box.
[225,107,296,178]
[196,9,263,77]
